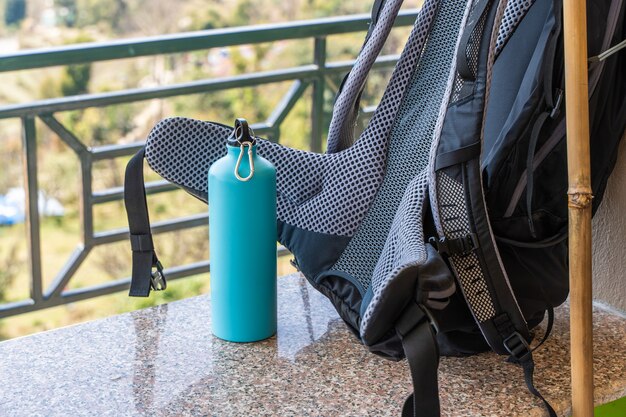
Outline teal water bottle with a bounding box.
[208,118,277,342]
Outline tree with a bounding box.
[60,64,91,96]
[4,0,26,26]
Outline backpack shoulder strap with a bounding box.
[326,0,405,153]
[124,147,166,297]
[431,0,556,414]
[431,0,530,357]
[331,0,387,99]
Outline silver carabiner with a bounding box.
[234,142,255,181]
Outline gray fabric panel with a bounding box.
[482,0,551,162]
[334,0,469,291]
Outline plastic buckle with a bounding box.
[459,233,479,253]
[503,332,531,362]
[150,261,167,291]
[429,233,478,256]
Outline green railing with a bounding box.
[0,10,419,318]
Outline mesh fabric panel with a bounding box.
[436,172,496,322]
[145,119,231,197]
[334,0,469,291]
[146,117,386,236]
[361,171,430,330]
[495,0,535,56]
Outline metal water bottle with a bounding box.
[208,118,277,342]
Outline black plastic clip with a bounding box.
[429,233,478,256]
[150,260,167,291]
[503,332,531,362]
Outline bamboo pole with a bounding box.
[563,0,594,416]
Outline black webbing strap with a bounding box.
[532,307,554,352]
[501,308,556,417]
[124,148,166,297]
[434,142,481,171]
[505,338,557,417]
[456,0,492,80]
[519,356,557,417]
[396,301,440,417]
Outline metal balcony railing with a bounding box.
[0,10,419,318]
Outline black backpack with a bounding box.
[124,0,626,415]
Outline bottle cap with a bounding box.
[227,118,257,147]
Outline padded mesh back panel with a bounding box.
[145,119,231,196]
[146,118,387,236]
[333,0,469,291]
[361,171,431,330]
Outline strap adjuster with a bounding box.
[150,260,167,291]
[503,332,531,362]
[429,233,478,256]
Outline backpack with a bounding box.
[123,0,626,415]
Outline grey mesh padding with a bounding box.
[428,0,529,335]
[360,171,430,330]
[147,116,383,237]
[494,0,535,56]
[145,120,231,196]
[326,0,404,153]
[450,0,485,104]
[333,0,469,292]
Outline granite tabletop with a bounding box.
[0,273,625,417]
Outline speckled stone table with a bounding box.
[1,273,625,417]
